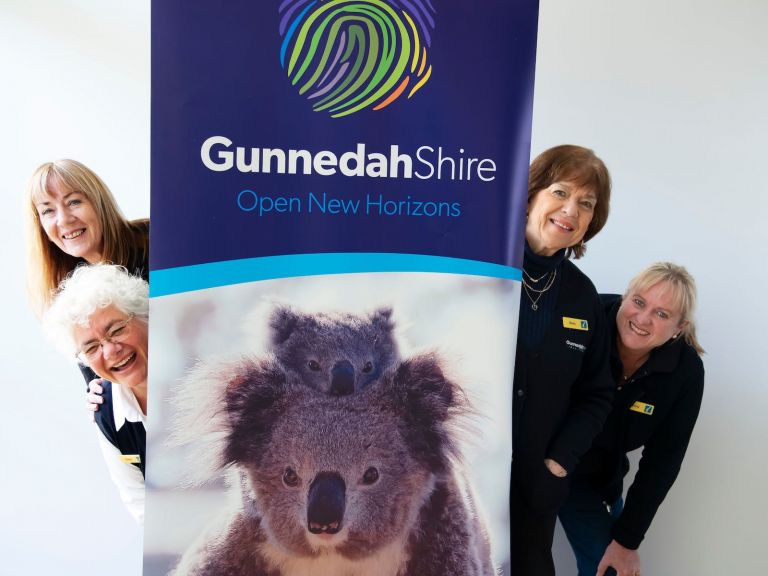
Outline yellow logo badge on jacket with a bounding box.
[563,317,589,331]
[630,401,655,415]
[120,454,142,464]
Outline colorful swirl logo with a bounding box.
[279,0,436,118]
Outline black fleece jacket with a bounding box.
[574,294,705,549]
[513,258,613,512]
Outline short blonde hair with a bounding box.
[44,264,148,357]
[624,262,704,355]
[25,159,149,315]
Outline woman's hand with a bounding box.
[597,539,641,576]
[86,378,105,419]
[543,458,567,477]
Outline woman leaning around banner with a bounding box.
[511,145,615,576]
[44,264,148,524]
[26,159,149,493]
[26,159,149,312]
[558,263,705,576]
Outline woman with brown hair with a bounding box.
[512,145,615,575]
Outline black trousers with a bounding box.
[510,460,567,576]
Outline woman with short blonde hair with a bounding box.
[559,262,705,576]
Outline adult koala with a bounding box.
[171,354,494,576]
[267,305,400,396]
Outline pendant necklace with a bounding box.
[522,268,557,311]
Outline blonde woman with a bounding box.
[558,263,705,576]
[26,158,148,315]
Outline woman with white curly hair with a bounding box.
[45,264,148,525]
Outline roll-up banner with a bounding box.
[146,1,539,574]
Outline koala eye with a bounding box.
[307,360,321,372]
[362,467,379,485]
[283,467,300,488]
[362,361,373,374]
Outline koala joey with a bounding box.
[171,354,494,576]
[267,305,400,396]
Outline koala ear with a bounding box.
[383,353,467,471]
[370,307,395,332]
[223,359,289,466]
[268,305,301,345]
[169,355,289,484]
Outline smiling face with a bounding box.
[35,176,104,263]
[617,281,687,356]
[74,305,148,393]
[525,181,597,256]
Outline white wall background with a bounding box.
[531,1,768,574]
[1,0,766,574]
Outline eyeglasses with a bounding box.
[76,315,134,363]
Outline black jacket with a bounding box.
[513,259,613,511]
[575,294,704,549]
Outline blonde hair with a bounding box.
[25,159,149,315]
[624,262,705,355]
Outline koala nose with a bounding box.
[307,472,346,535]
[330,360,355,396]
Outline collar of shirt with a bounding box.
[112,383,146,431]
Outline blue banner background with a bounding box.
[151,0,539,282]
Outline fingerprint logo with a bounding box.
[279,0,436,118]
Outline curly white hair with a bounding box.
[44,263,148,357]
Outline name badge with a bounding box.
[563,317,589,331]
[120,454,142,464]
[630,401,655,415]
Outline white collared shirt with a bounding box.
[111,379,147,430]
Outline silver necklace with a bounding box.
[523,268,549,283]
[522,268,557,311]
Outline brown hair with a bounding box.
[25,159,149,315]
[528,145,611,258]
[624,262,705,355]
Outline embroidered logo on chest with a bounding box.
[565,339,586,353]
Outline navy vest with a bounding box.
[79,364,146,477]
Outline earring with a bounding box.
[672,333,680,340]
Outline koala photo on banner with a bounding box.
[144,273,514,575]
